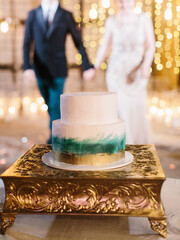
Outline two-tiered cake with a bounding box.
[52,92,126,166]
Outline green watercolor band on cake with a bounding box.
[52,134,126,155]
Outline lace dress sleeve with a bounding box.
[95,17,113,69]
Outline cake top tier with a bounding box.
[60,92,119,125]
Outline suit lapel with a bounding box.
[36,6,46,34]
[46,6,63,39]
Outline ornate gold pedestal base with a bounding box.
[0,213,16,234]
[0,144,167,237]
[149,217,167,238]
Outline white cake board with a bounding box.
[42,151,133,171]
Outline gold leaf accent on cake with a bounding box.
[53,150,125,166]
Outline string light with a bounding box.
[164,8,172,20]
[30,103,38,113]
[0,21,9,33]
[102,0,110,9]
[149,92,180,130]
[152,97,159,105]
[37,97,44,105]
[21,137,28,143]
[0,159,6,165]
[81,0,179,86]
[23,96,31,105]
[176,6,180,12]
[89,8,98,19]
[0,108,4,118]
[8,106,16,115]
[155,0,163,4]
[134,6,142,14]
[41,104,48,112]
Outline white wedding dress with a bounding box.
[96,13,150,144]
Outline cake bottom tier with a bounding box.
[52,119,125,166]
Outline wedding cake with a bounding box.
[52,92,126,166]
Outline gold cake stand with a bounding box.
[0,144,166,237]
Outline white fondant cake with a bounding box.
[52,92,126,166]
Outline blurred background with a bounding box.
[0,0,179,178]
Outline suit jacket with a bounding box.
[23,5,92,78]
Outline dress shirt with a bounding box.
[41,0,59,23]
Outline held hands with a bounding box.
[24,68,96,82]
[23,69,36,83]
[83,68,96,81]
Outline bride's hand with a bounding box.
[127,71,135,84]
[139,64,151,78]
[83,68,96,81]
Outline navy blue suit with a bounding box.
[23,5,92,143]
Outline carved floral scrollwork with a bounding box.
[96,183,160,214]
[4,181,160,215]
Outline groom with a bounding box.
[23,0,95,143]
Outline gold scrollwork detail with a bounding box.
[3,144,163,178]
[4,181,160,215]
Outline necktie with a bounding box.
[45,10,50,31]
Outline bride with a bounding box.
[95,0,155,144]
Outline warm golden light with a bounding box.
[0,108,4,117]
[134,6,142,14]
[108,8,115,15]
[159,100,166,108]
[89,8,98,19]
[23,96,31,105]
[156,41,162,48]
[149,106,158,115]
[21,137,28,143]
[102,0,110,9]
[30,103,38,113]
[0,159,6,165]
[37,97,44,105]
[166,32,172,39]
[41,104,48,112]
[165,108,173,116]
[157,109,164,118]
[157,64,163,70]
[176,6,180,12]
[0,21,9,33]
[152,97,159,104]
[155,0,163,4]
[164,8,172,20]
[100,62,107,70]
[8,106,16,115]
[76,53,82,61]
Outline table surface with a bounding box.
[1,144,166,180]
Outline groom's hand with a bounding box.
[83,68,95,81]
[23,69,36,83]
